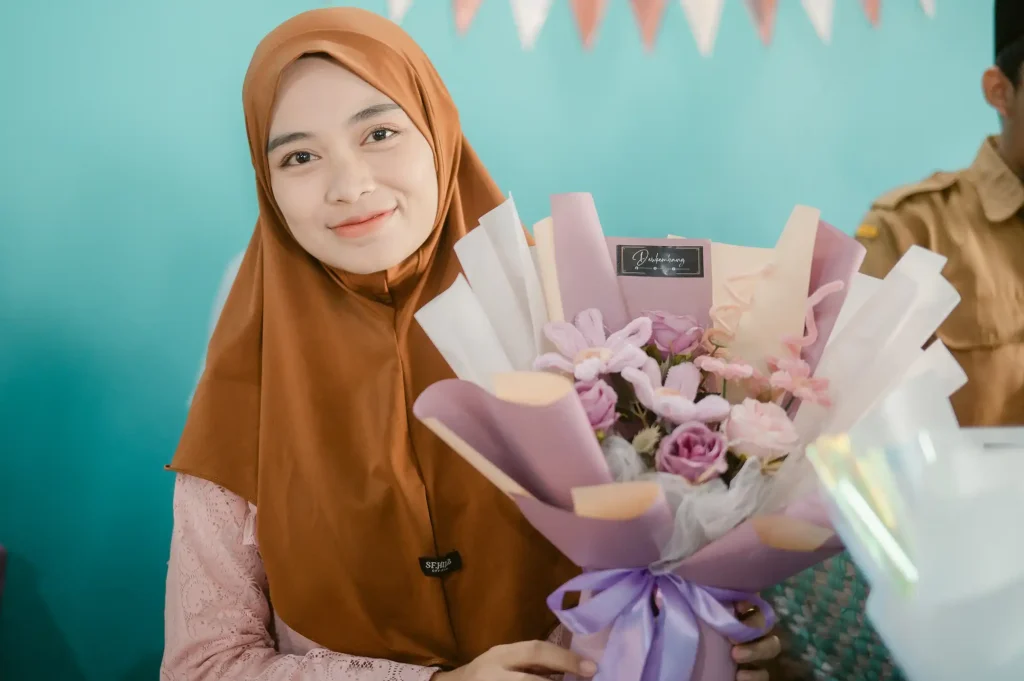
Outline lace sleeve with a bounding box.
[160,474,438,681]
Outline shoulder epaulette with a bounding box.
[871,171,959,210]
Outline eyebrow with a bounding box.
[266,102,402,154]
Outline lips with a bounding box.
[329,207,396,238]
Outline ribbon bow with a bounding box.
[547,568,775,681]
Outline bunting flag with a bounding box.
[570,0,608,50]
[745,0,778,46]
[801,0,834,44]
[453,0,483,34]
[680,0,726,57]
[387,0,414,24]
[861,0,881,27]
[511,0,553,50]
[919,0,935,18]
[630,0,669,52]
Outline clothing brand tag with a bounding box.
[418,551,462,577]
[616,245,704,278]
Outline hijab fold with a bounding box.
[170,8,577,667]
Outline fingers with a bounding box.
[733,633,782,664]
[494,640,597,677]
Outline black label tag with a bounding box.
[419,551,462,577]
[616,245,704,278]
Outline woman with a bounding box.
[161,8,782,680]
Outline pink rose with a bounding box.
[647,312,703,356]
[655,422,728,483]
[576,379,618,432]
[724,399,799,460]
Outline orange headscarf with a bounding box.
[169,7,578,668]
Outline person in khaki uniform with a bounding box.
[857,1,1024,427]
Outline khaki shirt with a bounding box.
[857,137,1024,426]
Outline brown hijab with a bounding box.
[170,7,578,668]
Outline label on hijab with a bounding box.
[418,551,463,577]
[615,244,704,278]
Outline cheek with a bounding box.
[383,139,439,218]
[271,174,325,236]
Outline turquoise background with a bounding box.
[0,1,992,679]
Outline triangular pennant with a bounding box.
[919,0,935,18]
[745,0,778,46]
[570,0,608,50]
[453,0,483,34]
[861,0,880,26]
[387,0,414,23]
[510,0,553,50]
[630,0,669,52]
[680,0,726,57]
[801,0,834,44]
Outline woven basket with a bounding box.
[764,553,906,681]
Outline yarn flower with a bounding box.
[768,355,832,407]
[694,354,756,381]
[621,358,731,424]
[535,309,652,382]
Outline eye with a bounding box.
[364,127,399,144]
[281,150,318,167]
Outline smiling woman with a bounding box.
[160,7,782,681]
[266,57,439,274]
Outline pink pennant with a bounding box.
[629,0,668,51]
[745,0,778,45]
[453,0,483,35]
[861,0,880,26]
[570,0,608,50]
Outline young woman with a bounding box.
[161,8,782,680]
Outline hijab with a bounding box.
[169,7,578,667]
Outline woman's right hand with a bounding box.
[433,640,598,681]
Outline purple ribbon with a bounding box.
[547,568,776,681]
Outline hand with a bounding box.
[730,602,782,681]
[433,640,597,681]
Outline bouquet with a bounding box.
[807,369,1024,681]
[412,192,961,681]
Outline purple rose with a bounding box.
[655,422,728,483]
[576,379,618,432]
[647,312,703,356]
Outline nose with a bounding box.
[325,152,375,204]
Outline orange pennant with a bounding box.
[629,0,668,51]
[861,0,880,26]
[745,0,778,45]
[453,0,483,35]
[570,0,608,50]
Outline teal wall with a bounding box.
[0,1,992,679]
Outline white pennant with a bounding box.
[680,0,725,57]
[387,0,414,23]
[919,0,936,18]
[511,0,553,50]
[801,0,834,44]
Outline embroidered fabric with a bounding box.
[161,474,569,681]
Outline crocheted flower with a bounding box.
[647,312,703,356]
[621,358,731,424]
[724,398,799,460]
[576,379,618,432]
[694,354,756,381]
[768,355,831,407]
[535,309,652,382]
[655,422,729,483]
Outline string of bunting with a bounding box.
[385,0,936,54]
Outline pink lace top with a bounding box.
[161,474,570,680]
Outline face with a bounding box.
[983,65,1024,171]
[267,57,439,274]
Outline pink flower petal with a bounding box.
[605,345,649,374]
[543,321,588,359]
[574,309,607,347]
[665,362,701,401]
[534,352,575,374]
[692,395,731,423]
[654,395,698,424]
[621,366,657,410]
[607,316,653,350]
[639,356,662,389]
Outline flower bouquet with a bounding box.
[412,193,962,681]
[807,366,1024,681]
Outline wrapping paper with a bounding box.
[413,193,959,681]
[807,377,1024,681]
